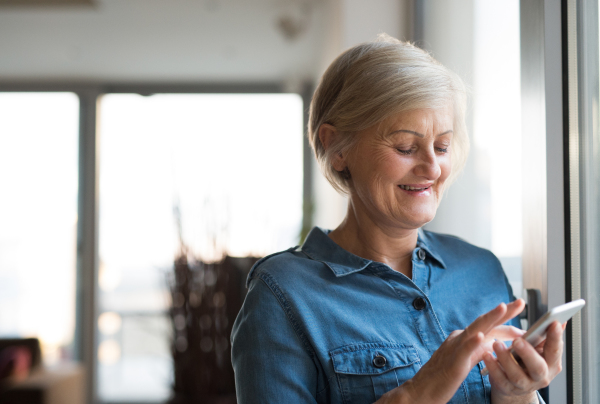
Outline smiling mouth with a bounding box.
[398,184,431,191]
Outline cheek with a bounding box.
[352,152,402,182]
[377,160,405,180]
[372,166,410,190]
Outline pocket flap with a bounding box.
[330,343,419,375]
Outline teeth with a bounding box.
[400,185,428,191]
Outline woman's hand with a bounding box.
[376,299,526,404]
[483,320,565,404]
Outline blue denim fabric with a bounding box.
[231,227,543,404]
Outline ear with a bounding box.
[318,123,346,172]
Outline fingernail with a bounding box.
[514,339,523,349]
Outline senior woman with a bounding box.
[231,35,564,404]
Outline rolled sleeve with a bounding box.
[231,277,319,404]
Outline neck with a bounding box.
[328,200,419,278]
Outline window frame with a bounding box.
[520,0,568,401]
[564,0,600,403]
[521,0,600,402]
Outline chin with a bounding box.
[401,210,436,229]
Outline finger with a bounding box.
[481,339,496,354]
[466,303,508,337]
[467,299,524,337]
[448,329,463,339]
[494,340,535,388]
[483,351,513,393]
[511,338,548,383]
[497,299,526,325]
[486,325,526,342]
[542,321,564,371]
[534,342,545,356]
[464,331,485,352]
[456,331,485,363]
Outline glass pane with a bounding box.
[0,92,79,365]
[97,93,303,402]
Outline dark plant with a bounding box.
[167,251,258,404]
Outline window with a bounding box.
[0,92,79,364]
[96,93,303,401]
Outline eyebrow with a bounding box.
[387,129,453,138]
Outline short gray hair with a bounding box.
[308,34,469,195]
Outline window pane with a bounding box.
[97,93,303,401]
[0,92,79,364]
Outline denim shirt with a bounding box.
[231,227,544,404]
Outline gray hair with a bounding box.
[308,34,469,195]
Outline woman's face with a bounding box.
[343,106,454,231]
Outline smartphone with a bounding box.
[520,299,585,347]
[481,299,585,376]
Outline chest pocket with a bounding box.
[330,342,421,404]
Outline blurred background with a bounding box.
[0,0,523,403]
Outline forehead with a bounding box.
[379,106,454,136]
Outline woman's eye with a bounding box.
[396,148,413,155]
[396,146,449,155]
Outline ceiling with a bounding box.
[0,0,330,83]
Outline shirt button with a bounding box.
[373,355,387,368]
[413,297,427,310]
[418,249,426,260]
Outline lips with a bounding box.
[398,184,432,191]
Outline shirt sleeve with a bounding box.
[231,276,320,404]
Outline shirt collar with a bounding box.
[299,227,372,277]
[416,228,447,269]
[299,227,446,277]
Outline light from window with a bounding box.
[97,93,303,401]
[0,92,79,365]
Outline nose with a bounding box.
[414,147,441,180]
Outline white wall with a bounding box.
[0,0,329,82]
